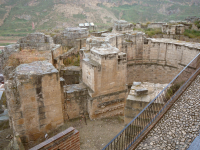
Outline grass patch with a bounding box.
[165,82,184,102]
[184,29,200,39]
[73,14,87,19]
[63,54,80,66]
[0,43,11,46]
[194,20,200,29]
[145,28,162,37]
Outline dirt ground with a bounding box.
[50,116,125,150]
[0,116,125,150]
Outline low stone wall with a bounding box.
[30,127,80,150]
[63,83,89,121]
[88,90,127,119]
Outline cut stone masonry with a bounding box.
[1,20,200,149]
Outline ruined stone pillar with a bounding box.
[5,61,64,148]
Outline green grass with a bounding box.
[184,29,200,39]
[73,14,87,19]
[194,20,200,29]
[0,43,11,46]
[145,28,162,37]
[1,0,200,36]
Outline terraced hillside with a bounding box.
[0,0,200,36]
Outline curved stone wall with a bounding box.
[127,38,200,85]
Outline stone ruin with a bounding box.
[112,20,134,33]
[0,20,200,149]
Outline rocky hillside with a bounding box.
[0,0,200,36]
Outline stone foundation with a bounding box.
[88,90,127,119]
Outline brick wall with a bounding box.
[30,127,80,150]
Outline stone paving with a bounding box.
[136,75,200,150]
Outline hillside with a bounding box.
[0,0,200,37]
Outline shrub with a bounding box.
[184,29,200,39]
[108,27,113,32]
[165,82,184,102]
[63,54,80,66]
[145,28,162,37]
[194,21,200,29]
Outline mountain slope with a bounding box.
[0,0,200,36]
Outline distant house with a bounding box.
[79,22,95,30]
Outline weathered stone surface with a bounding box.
[112,20,133,33]
[125,82,167,124]
[17,33,55,51]
[63,83,89,120]
[5,61,63,149]
[135,88,148,95]
[63,27,89,39]
[147,22,165,29]
[16,61,58,75]
[0,109,9,130]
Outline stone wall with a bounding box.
[122,32,145,61]
[82,43,128,119]
[162,24,185,35]
[60,66,81,85]
[5,61,64,149]
[112,20,133,33]
[54,27,88,49]
[147,23,165,29]
[83,45,127,97]
[18,33,54,51]
[88,90,127,119]
[63,83,89,120]
[127,38,200,85]
[86,33,125,52]
[30,127,80,150]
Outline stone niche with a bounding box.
[5,61,64,149]
[60,66,81,85]
[124,82,167,124]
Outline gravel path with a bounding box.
[136,75,200,150]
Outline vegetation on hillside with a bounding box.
[184,29,200,39]
[0,0,200,36]
[133,28,162,37]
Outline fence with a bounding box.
[103,53,200,150]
